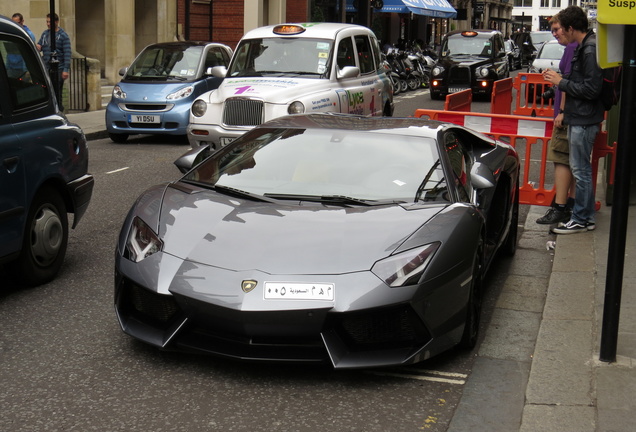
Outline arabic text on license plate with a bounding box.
[264,282,334,301]
[220,137,236,146]
[448,87,469,93]
[129,114,160,124]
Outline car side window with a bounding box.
[0,36,49,112]
[444,132,471,203]
[336,37,356,70]
[354,35,374,74]
[370,36,382,72]
[205,47,229,69]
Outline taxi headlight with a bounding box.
[112,85,126,99]
[371,243,440,287]
[167,85,194,100]
[191,99,207,117]
[478,67,490,78]
[432,66,443,76]
[288,101,305,114]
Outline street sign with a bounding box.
[598,1,636,25]
[597,23,625,68]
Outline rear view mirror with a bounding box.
[174,145,212,174]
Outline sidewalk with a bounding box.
[67,109,109,141]
[448,184,636,431]
[67,109,636,431]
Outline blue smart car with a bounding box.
[106,41,232,143]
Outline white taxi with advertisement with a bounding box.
[187,23,394,148]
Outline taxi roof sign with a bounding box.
[273,25,306,35]
[461,31,479,37]
[598,1,636,25]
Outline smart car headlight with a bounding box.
[288,101,305,114]
[191,99,207,117]
[125,217,163,262]
[432,66,444,76]
[112,85,126,99]
[372,243,440,287]
[167,86,194,100]
[478,67,490,78]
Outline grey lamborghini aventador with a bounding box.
[115,113,520,369]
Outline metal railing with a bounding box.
[69,57,88,112]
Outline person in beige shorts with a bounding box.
[536,16,577,225]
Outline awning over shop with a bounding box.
[346,0,457,19]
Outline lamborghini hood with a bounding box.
[155,184,443,275]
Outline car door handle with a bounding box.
[3,156,19,173]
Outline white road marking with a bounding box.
[365,369,467,385]
[106,167,130,174]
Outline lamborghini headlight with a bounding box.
[167,85,194,100]
[126,217,163,262]
[372,243,440,287]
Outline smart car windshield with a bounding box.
[125,45,204,81]
[227,38,332,78]
[183,128,446,202]
[442,34,494,57]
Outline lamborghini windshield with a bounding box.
[183,127,447,203]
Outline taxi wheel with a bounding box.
[109,133,129,144]
[11,187,68,286]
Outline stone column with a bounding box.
[105,0,135,85]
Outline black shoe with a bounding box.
[551,219,589,234]
[536,207,570,225]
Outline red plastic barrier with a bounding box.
[444,89,472,112]
[414,109,555,206]
[512,73,555,118]
[490,78,513,115]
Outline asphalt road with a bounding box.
[0,86,532,431]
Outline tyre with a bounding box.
[400,79,408,93]
[407,76,419,91]
[391,76,400,95]
[430,91,442,100]
[501,178,519,257]
[11,187,68,286]
[460,238,484,349]
[109,132,129,144]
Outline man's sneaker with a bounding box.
[586,221,596,231]
[536,207,570,225]
[551,219,588,234]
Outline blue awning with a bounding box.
[346,0,457,19]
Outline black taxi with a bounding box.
[430,30,509,100]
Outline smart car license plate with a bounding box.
[264,282,334,301]
[129,114,160,124]
[448,87,469,93]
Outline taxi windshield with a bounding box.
[227,38,332,78]
[442,34,493,57]
[125,45,203,81]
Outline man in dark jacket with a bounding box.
[542,5,603,234]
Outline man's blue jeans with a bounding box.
[568,124,599,224]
